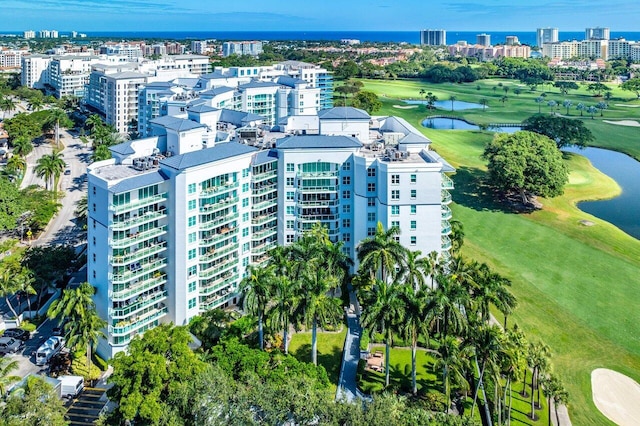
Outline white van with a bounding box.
[35,336,65,366]
[58,375,84,398]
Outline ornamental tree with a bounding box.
[483,131,568,205]
[522,115,594,148]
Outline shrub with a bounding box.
[20,320,37,332]
[92,353,108,371]
[360,331,370,352]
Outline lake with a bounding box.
[422,117,522,133]
[403,100,484,110]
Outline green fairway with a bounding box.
[289,328,347,388]
[360,79,640,425]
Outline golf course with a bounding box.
[359,77,640,425]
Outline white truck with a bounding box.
[35,336,65,366]
[58,375,84,398]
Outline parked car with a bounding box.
[2,328,31,341]
[52,326,64,336]
[0,337,25,355]
[64,169,71,175]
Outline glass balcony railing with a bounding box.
[111,259,166,284]
[199,243,238,263]
[441,220,452,235]
[111,274,166,301]
[252,182,277,196]
[441,190,452,204]
[111,211,167,230]
[297,171,339,178]
[200,273,239,296]
[200,259,237,279]
[252,170,277,183]
[296,198,339,207]
[200,293,235,311]
[199,228,238,248]
[441,236,452,251]
[199,181,239,197]
[199,213,239,231]
[199,197,239,213]
[111,193,167,214]
[441,174,454,190]
[252,198,277,211]
[253,240,277,255]
[441,205,452,220]
[251,212,277,226]
[252,227,277,241]
[109,306,168,336]
[112,242,167,266]
[111,226,167,248]
[110,291,168,319]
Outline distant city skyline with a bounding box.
[1,0,639,32]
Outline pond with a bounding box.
[421,117,522,133]
[564,147,640,239]
[402,100,484,110]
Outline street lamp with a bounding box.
[17,210,32,242]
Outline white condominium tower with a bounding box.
[536,28,559,47]
[420,30,447,46]
[87,106,454,358]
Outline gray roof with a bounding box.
[187,104,218,114]
[275,76,307,87]
[276,135,362,150]
[107,71,148,80]
[160,142,258,171]
[422,151,456,173]
[253,149,278,165]
[110,170,167,194]
[219,109,264,126]
[199,71,228,80]
[144,81,175,89]
[318,107,370,120]
[109,141,135,156]
[239,80,280,90]
[199,87,235,97]
[149,116,207,132]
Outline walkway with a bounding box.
[336,288,367,402]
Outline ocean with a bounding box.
[87,30,640,46]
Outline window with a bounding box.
[286,220,294,229]
[286,191,295,201]
[187,265,197,277]
[242,168,250,178]
[411,220,417,230]
[391,221,400,228]
[391,206,400,215]
[188,199,196,210]
[243,212,249,222]
[391,190,400,200]
[243,242,250,252]
[188,232,196,243]
[188,216,196,227]
[367,212,376,222]
[242,183,249,193]
[188,298,197,309]
[92,253,96,263]
[367,183,376,193]
[188,282,196,292]
[367,168,376,177]
[411,205,417,214]
[286,234,295,243]
[343,233,351,242]
[342,190,351,199]
[188,183,196,194]
[286,163,295,172]
[411,189,417,199]
[342,204,351,214]
[93,203,96,212]
[243,227,249,237]
[342,176,351,185]
[367,227,376,236]
[367,197,376,207]
[286,206,295,215]
[342,219,351,228]
[242,198,249,207]
[410,236,417,245]
[342,162,351,171]
[286,177,295,186]
[410,174,417,184]
[243,257,249,267]
[188,249,196,260]
[391,174,400,185]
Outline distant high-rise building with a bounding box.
[536,28,559,47]
[191,40,208,55]
[420,29,446,46]
[23,30,35,39]
[222,41,263,57]
[71,31,78,38]
[505,36,520,46]
[38,30,59,39]
[585,27,610,40]
[476,33,491,47]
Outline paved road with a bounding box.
[3,317,57,383]
[336,288,369,402]
[20,139,51,190]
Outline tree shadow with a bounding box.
[452,167,537,214]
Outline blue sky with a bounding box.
[2,0,639,32]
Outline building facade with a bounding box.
[536,28,559,47]
[87,107,454,358]
[476,34,491,47]
[420,30,447,46]
[222,41,263,57]
[585,27,610,40]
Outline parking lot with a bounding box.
[3,317,58,380]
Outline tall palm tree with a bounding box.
[85,114,104,134]
[360,278,404,387]
[429,274,468,337]
[435,334,469,412]
[35,151,66,192]
[47,281,96,326]
[479,98,488,111]
[587,105,598,119]
[27,97,44,112]
[357,222,406,284]
[535,96,544,113]
[449,95,457,111]
[91,144,112,162]
[576,102,585,116]
[5,155,26,178]
[267,272,297,354]
[471,263,517,325]
[562,99,572,115]
[239,265,275,350]
[402,249,430,292]
[10,136,33,157]
[0,266,20,321]
[46,108,69,149]
[0,356,20,398]
[307,292,343,365]
[65,309,106,368]
[0,96,17,117]
[15,269,36,319]
[399,285,432,395]
[449,219,465,255]
[527,341,551,419]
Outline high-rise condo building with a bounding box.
[420,30,447,46]
[585,27,610,40]
[536,28,559,47]
[476,34,491,47]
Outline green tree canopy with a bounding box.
[1,375,68,426]
[522,115,594,148]
[621,78,640,98]
[351,90,382,114]
[483,131,569,204]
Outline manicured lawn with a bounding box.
[289,328,347,388]
[361,79,640,425]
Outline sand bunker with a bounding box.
[603,120,640,127]
[393,105,419,109]
[592,368,640,426]
[614,104,640,108]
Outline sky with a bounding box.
[1,0,639,32]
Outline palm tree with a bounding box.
[425,92,438,110]
[576,102,585,116]
[562,99,572,115]
[596,101,608,116]
[35,151,66,191]
[0,356,20,398]
[535,96,544,113]
[91,144,112,162]
[27,97,44,112]
[503,86,510,95]
[75,196,88,227]
[449,219,465,255]
[360,279,404,387]
[15,269,36,319]
[307,292,343,365]
[10,136,33,157]
[0,96,17,117]
[527,341,551,419]
[46,108,69,149]
[402,249,430,292]
[239,265,275,350]
[85,114,104,134]
[435,334,469,411]
[471,263,517,325]
[267,272,297,354]
[429,273,468,337]
[449,95,457,111]
[587,105,598,119]
[47,281,96,326]
[0,267,20,321]
[65,309,106,368]
[357,222,406,284]
[500,95,508,104]
[399,285,431,395]
[479,98,488,111]
[547,100,557,114]
[5,155,26,178]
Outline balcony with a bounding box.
[252,198,277,211]
[441,236,452,251]
[200,273,239,296]
[199,197,239,214]
[199,213,239,231]
[200,293,235,311]
[441,205,452,220]
[111,242,167,265]
[297,187,338,194]
[441,174,455,190]
[199,227,238,248]
[252,254,270,264]
[441,190,452,205]
[110,291,168,319]
[112,259,166,284]
[298,214,339,223]
[253,182,277,196]
[296,198,339,208]
[111,193,167,214]
[199,181,239,198]
[111,226,167,248]
[111,274,167,301]
[109,305,168,336]
[111,210,167,230]
[199,243,238,263]
[253,240,277,255]
[441,220,452,235]
[252,169,277,183]
[252,227,277,241]
[200,257,237,279]
[297,171,339,178]
[251,212,277,226]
